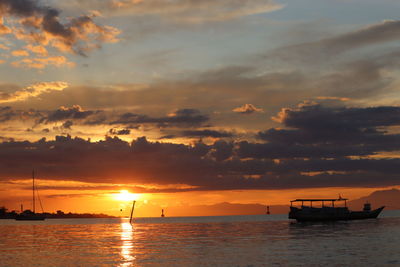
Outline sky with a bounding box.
[0,0,400,217]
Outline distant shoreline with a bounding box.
[0,208,117,219]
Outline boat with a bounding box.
[15,170,45,221]
[289,197,384,222]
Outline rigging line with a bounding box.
[35,183,45,213]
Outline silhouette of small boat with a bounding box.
[15,210,45,221]
[15,170,45,221]
[289,197,384,222]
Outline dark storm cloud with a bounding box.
[0,122,399,192]
[0,105,43,122]
[42,105,95,123]
[0,106,16,122]
[61,120,73,129]
[109,128,131,135]
[111,109,209,127]
[249,103,400,159]
[0,0,38,16]
[181,130,233,138]
[275,103,400,131]
[237,141,374,159]
[1,104,209,130]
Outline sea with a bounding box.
[0,210,399,267]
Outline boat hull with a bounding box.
[289,206,384,222]
[15,214,46,221]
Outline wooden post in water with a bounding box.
[32,169,35,214]
[129,200,136,224]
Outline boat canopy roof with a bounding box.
[291,198,348,202]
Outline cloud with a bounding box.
[181,130,233,138]
[0,105,211,139]
[25,44,48,56]
[0,0,120,65]
[11,55,74,69]
[270,20,400,64]
[246,103,400,159]
[60,0,283,23]
[233,103,263,114]
[61,120,73,129]
[11,49,29,57]
[109,128,131,135]
[272,102,400,130]
[315,96,350,101]
[0,106,16,122]
[111,108,209,128]
[0,81,68,103]
[318,20,400,53]
[0,131,399,191]
[41,105,94,123]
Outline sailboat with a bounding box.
[15,170,46,221]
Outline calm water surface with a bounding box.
[0,211,399,267]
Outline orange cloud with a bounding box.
[0,17,11,34]
[0,81,68,103]
[11,56,75,69]
[9,9,120,56]
[11,49,29,57]
[233,104,263,114]
[0,0,120,66]
[25,44,48,56]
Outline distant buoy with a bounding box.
[161,209,165,217]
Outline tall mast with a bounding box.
[32,169,35,214]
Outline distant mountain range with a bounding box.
[177,188,400,216]
[348,188,400,210]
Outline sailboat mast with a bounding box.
[32,169,35,214]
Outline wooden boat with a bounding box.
[15,170,45,221]
[289,197,384,222]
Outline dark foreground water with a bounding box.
[0,211,399,267]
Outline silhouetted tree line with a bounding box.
[0,206,115,219]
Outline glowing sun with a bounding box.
[114,190,140,201]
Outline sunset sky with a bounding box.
[0,0,400,217]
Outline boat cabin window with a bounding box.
[290,199,348,208]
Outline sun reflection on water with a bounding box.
[120,221,135,267]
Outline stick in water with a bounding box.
[129,200,136,224]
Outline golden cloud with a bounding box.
[25,44,48,56]
[0,81,69,103]
[0,0,120,68]
[233,104,264,114]
[11,50,29,57]
[11,56,75,69]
